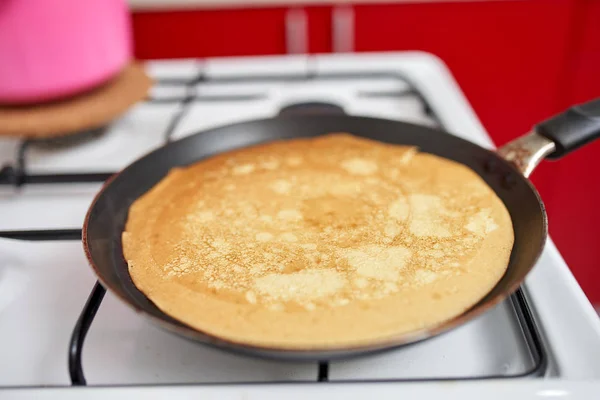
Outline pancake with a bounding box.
[123,133,514,349]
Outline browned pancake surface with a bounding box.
[123,133,514,349]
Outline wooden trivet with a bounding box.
[0,63,153,138]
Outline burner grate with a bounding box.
[0,70,438,187]
[70,281,105,386]
[0,59,546,386]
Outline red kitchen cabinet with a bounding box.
[131,6,332,59]
[564,0,600,103]
[353,0,576,143]
[132,8,289,58]
[307,6,334,53]
[540,0,600,304]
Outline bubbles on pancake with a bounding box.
[270,179,292,194]
[164,254,193,277]
[354,278,368,288]
[383,221,402,242]
[414,269,438,285]
[255,232,274,242]
[254,269,345,302]
[232,163,255,175]
[398,147,417,165]
[466,209,499,236]
[342,245,411,281]
[245,291,258,304]
[388,198,409,221]
[408,194,461,237]
[280,232,298,242]
[277,209,302,221]
[196,211,215,223]
[286,156,303,166]
[260,159,280,170]
[209,238,231,254]
[341,158,378,175]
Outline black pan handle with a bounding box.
[535,97,600,159]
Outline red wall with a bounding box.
[544,0,600,303]
[130,1,600,304]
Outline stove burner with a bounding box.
[28,126,108,149]
[0,126,112,186]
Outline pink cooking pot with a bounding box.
[0,0,132,104]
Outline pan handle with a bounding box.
[498,97,600,177]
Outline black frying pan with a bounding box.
[83,98,600,361]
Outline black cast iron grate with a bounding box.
[0,59,546,386]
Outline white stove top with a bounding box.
[1,52,599,397]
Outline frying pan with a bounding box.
[83,98,600,361]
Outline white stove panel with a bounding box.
[171,97,279,140]
[0,240,97,386]
[5,380,600,400]
[85,294,315,385]
[145,59,202,81]
[193,77,412,98]
[329,301,535,380]
[272,79,425,122]
[0,139,19,167]
[204,55,308,78]
[173,78,436,140]
[0,239,316,386]
[0,236,536,386]
[25,103,180,174]
[314,52,492,148]
[0,184,100,231]
[343,93,435,126]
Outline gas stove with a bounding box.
[1,52,600,397]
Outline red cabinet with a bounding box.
[132,8,289,58]
[538,0,600,303]
[354,0,576,143]
[131,6,333,59]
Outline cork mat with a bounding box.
[0,63,153,139]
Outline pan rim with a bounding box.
[82,115,548,360]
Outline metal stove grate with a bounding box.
[0,60,546,386]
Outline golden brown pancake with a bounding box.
[123,133,514,349]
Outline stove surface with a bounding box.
[0,239,537,386]
[1,53,599,394]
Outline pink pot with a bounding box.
[0,0,132,105]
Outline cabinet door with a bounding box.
[545,0,600,304]
[131,6,333,59]
[132,8,289,59]
[354,0,575,144]
[307,6,333,54]
[566,0,600,104]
